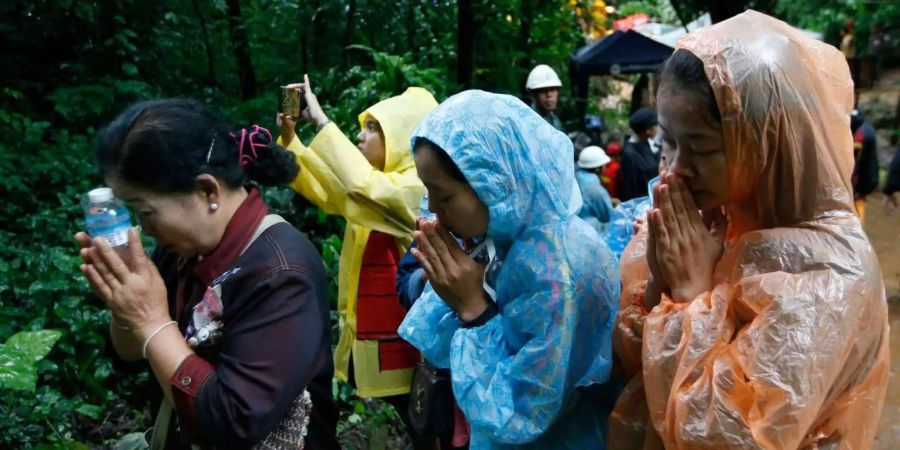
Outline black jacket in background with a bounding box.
[616,139,659,201]
[853,122,880,198]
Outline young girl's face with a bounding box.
[357,117,387,171]
[414,144,489,240]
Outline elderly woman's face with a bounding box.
[657,86,729,210]
[108,178,213,258]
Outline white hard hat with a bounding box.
[577,146,611,169]
[526,64,562,91]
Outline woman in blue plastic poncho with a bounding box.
[398,90,620,449]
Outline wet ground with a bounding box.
[867,193,900,449]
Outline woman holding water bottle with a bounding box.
[75,99,339,449]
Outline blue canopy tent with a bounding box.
[569,29,674,117]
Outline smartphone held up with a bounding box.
[279,86,303,121]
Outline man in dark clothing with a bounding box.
[884,145,900,214]
[615,107,660,201]
[851,109,879,223]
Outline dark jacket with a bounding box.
[852,122,879,198]
[396,243,427,311]
[153,189,339,449]
[616,139,659,201]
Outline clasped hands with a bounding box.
[646,172,727,305]
[410,219,490,322]
[74,229,171,346]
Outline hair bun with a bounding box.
[250,127,272,144]
[242,140,300,187]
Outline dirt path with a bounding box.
[867,192,900,449]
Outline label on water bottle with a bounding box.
[94,225,130,247]
[86,206,132,248]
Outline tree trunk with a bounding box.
[457,0,475,88]
[225,0,256,100]
[300,5,308,74]
[407,0,417,58]
[342,0,357,67]
[311,6,326,67]
[517,0,535,99]
[190,0,217,88]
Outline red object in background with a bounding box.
[602,141,621,197]
[613,13,649,31]
[601,160,620,199]
[606,141,622,156]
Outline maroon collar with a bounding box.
[193,187,268,286]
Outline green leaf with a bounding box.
[6,330,63,362]
[122,63,138,76]
[111,433,149,450]
[0,349,37,391]
[74,403,103,420]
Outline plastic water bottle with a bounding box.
[85,187,132,248]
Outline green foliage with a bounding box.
[0,98,145,448]
[775,0,900,55]
[617,0,681,24]
[0,330,62,392]
[333,379,410,449]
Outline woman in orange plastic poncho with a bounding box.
[608,11,890,449]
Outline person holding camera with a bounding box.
[277,75,438,441]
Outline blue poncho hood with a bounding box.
[411,90,581,247]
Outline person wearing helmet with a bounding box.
[526,64,565,132]
[576,145,615,233]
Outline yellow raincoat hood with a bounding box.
[610,11,889,450]
[360,87,437,174]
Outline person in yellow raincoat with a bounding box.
[276,76,438,406]
[608,11,889,449]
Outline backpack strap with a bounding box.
[240,214,287,256]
